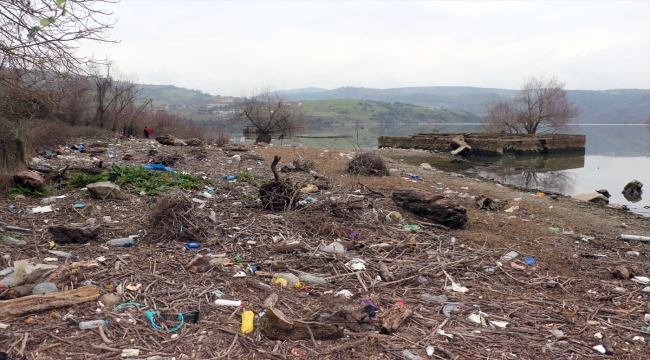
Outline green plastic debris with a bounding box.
[402,224,420,231]
[548,227,560,233]
[235,256,243,263]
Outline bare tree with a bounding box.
[89,62,151,131]
[235,88,306,144]
[483,76,580,134]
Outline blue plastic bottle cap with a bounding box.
[185,243,200,249]
[525,258,535,265]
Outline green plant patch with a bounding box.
[67,165,211,196]
[10,184,54,197]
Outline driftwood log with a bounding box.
[0,286,100,318]
[155,134,186,146]
[380,305,412,334]
[260,307,342,341]
[392,188,468,229]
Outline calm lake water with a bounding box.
[272,123,650,216]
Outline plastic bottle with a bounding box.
[241,310,254,334]
[420,294,447,304]
[48,250,74,258]
[2,236,26,245]
[274,273,299,288]
[79,320,108,329]
[402,349,423,360]
[298,272,327,285]
[318,242,346,254]
[198,191,212,199]
[108,238,136,246]
[41,196,58,204]
[214,299,245,307]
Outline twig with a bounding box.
[17,332,29,357]
[97,324,113,344]
[325,336,368,354]
[306,325,318,349]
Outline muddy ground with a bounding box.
[0,139,649,359]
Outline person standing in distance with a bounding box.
[143,126,153,139]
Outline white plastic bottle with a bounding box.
[79,320,108,329]
[214,299,245,307]
[48,250,74,258]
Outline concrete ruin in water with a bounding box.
[378,133,586,156]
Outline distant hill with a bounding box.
[284,86,650,124]
[139,84,650,126]
[302,99,480,126]
[139,85,215,106]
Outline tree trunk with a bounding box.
[256,132,272,144]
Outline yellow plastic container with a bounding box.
[241,310,254,334]
[274,277,288,287]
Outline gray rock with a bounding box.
[87,181,128,200]
[622,179,643,196]
[13,171,46,188]
[420,163,432,170]
[571,191,609,204]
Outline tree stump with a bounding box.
[13,171,46,188]
[392,188,468,229]
[48,223,101,244]
[622,179,643,196]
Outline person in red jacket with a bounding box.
[143,127,153,139]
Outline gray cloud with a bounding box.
[79,1,650,95]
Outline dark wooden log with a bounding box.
[392,188,468,229]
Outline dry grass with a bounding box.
[147,190,207,242]
[346,151,390,176]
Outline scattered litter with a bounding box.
[420,294,447,303]
[490,320,509,328]
[214,299,245,307]
[142,164,173,172]
[31,205,53,214]
[593,345,606,354]
[451,283,469,293]
[345,258,366,270]
[437,329,453,339]
[504,206,519,213]
[335,290,353,298]
[510,262,526,270]
[442,303,461,318]
[402,224,420,231]
[548,227,560,233]
[501,251,518,261]
[631,276,650,285]
[620,234,650,242]
[525,257,535,265]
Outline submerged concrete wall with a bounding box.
[378,133,586,156]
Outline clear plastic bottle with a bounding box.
[298,272,327,285]
[2,236,26,245]
[48,250,74,258]
[319,242,346,254]
[108,238,136,246]
[420,294,447,303]
[274,273,299,288]
[79,320,108,329]
[402,350,423,360]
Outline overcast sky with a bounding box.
[79,1,650,95]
